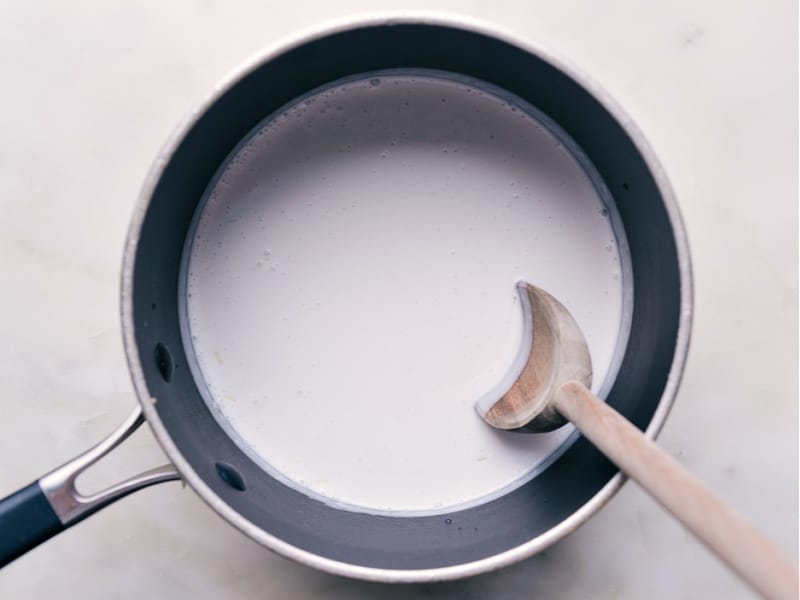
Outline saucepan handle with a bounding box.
[0,407,180,567]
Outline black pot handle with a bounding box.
[0,482,64,565]
[0,407,180,567]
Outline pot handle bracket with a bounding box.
[0,406,180,567]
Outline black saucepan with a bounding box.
[0,16,691,581]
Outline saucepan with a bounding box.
[0,15,691,581]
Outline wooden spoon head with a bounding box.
[475,282,593,432]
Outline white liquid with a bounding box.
[183,73,630,514]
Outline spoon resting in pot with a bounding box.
[476,282,798,600]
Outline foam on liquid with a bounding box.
[182,73,630,514]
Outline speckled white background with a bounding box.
[0,1,796,598]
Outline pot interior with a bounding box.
[128,23,684,573]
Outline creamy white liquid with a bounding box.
[182,72,630,514]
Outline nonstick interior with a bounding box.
[128,23,684,571]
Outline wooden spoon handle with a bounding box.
[555,380,798,600]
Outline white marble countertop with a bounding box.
[0,1,796,598]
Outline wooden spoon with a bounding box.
[476,282,798,600]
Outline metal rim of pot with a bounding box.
[123,12,693,582]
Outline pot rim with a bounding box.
[120,11,693,583]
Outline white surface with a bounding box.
[0,1,796,598]
[185,73,626,514]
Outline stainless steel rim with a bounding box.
[120,11,693,583]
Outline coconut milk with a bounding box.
[182,72,630,514]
